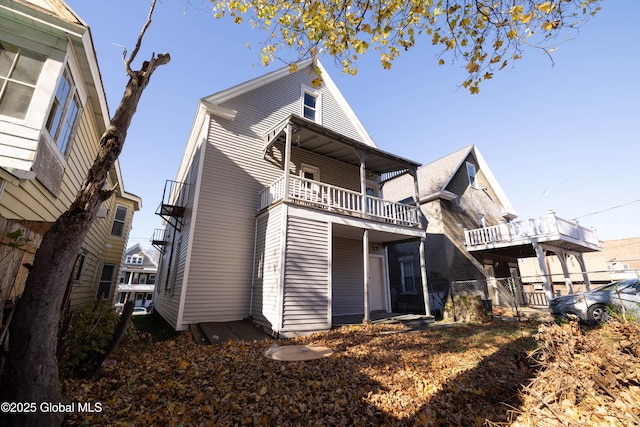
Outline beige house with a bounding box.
[0,0,140,312]
[153,59,430,335]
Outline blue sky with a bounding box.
[65,0,639,248]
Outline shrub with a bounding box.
[58,302,133,378]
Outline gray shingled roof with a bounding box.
[415,144,474,197]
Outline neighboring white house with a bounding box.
[116,244,157,309]
[153,59,431,336]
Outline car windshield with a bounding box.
[591,279,638,293]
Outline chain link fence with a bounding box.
[449,269,640,317]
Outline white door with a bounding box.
[369,256,387,312]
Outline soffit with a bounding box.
[264,115,420,176]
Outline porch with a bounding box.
[464,211,602,302]
[259,174,421,227]
[464,211,600,255]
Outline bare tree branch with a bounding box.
[126,0,158,75]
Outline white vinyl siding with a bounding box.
[153,143,202,330]
[281,216,330,331]
[166,63,379,328]
[332,237,364,316]
[252,204,284,329]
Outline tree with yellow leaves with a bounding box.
[212,0,601,93]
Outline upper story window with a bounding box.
[125,255,144,265]
[46,66,80,156]
[0,42,46,120]
[110,205,128,237]
[466,162,477,188]
[478,213,486,228]
[301,85,322,124]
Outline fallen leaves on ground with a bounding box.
[63,320,640,426]
[65,322,537,426]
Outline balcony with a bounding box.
[156,179,189,231]
[464,212,601,255]
[259,175,421,227]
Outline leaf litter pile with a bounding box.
[64,319,640,426]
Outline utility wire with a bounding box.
[574,198,640,220]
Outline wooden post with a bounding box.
[363,229,370,323]
[283,122,292,201]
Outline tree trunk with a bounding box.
[88,301,135,378]
[0,6,169,424]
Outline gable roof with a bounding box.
[201,59,377,148]
[416,144,517,218]
[124,243,158,267]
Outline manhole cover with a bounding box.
[264,345,334,361]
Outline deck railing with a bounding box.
[259,175,421,227]
[464,213,600,248]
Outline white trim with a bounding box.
[300,163,320,181]
[202,58,314,105]
[275,203,289,333]
[466,161,478,189]
[327,221,333,327]
[201,99,237,120]
[300,84,322,124]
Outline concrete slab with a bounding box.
[197,319,272,345]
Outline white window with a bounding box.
[401,261,417,294]
[301,85,322,123]
[0,42,46,120]
[46,66,80,156]
[125,255,143,264]
[300,164,321,199]
[110,205,128,237]
[300,163,320,181]
[466,162,477,188]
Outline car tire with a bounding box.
[588,304,610,324]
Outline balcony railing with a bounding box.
[259,175,421,227]
[464,213,600,248]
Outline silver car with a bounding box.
[548,279,640,323]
